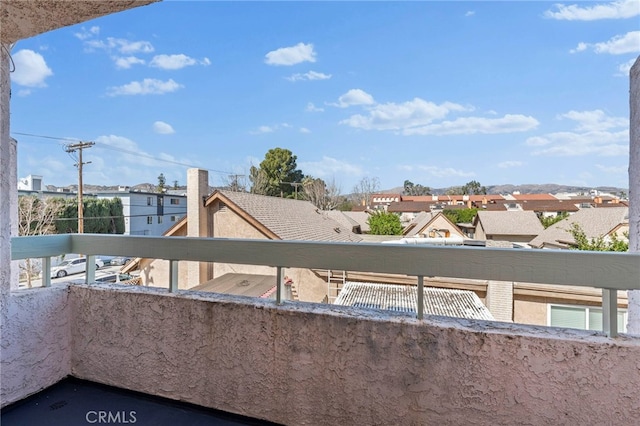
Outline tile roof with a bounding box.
[334,282,494,320]
[215,191,363,242]
[529,206,628,249]
[517,200,580,213]
[511,193,557,201]
[475,210,544,236]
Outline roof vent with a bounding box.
[334,227,341,233]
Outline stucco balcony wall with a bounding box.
[0,286,71,406]
[69,284,640,425]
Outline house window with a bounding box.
[147,216,153,224]
[147,197,153,206]
[158,216,163,224]
[548,304,627,333]
[170,198,180,205]
[170,216,177,222]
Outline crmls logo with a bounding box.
[85,411,137,424]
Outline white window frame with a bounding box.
[547,303,627,333]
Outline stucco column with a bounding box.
[1,44,12,318]
[187,168,209,287]
[628,56,640,335]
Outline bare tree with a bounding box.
[249,165,269,195]
[221,174,248,192]
[302,177,342,210]
[18,195,64,287]
[351,177,380,208]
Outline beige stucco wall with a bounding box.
[1,286,71,407]
[417,214,465,238]
[70,284,640,425]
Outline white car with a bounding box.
[50,257,104,278]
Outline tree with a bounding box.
[302,176,342,210]
[367,211,403,235]
[351,177,380,208]
[443,208,478,224]
[539,212,569,229]
[249,165,269,195]
[567,223,628,252]
[222,174,247,192]
[403,180,431,196]
[462,180,486,195]
[18,195,64,287]
[250,148,304,197]
[157,173,166,193]
[56,198,125,234]
[173,180,179,190]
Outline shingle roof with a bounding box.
[334,282,494,320]
[517,200,580,213]
[403,211,435,237]
[529,207,628,249]
[215,191,363,242]
[339,211,371,233]
[475,210,544,236]
[511,193,557,201]
[387,201,432,213]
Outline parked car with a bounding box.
[50,257,104,278]
[110,256,132,266]
[95,273,134,283]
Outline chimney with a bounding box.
[187,168,209,287]
[187,168,208,238]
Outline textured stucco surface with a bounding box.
[70,284,640,425]
[1,286,71,407]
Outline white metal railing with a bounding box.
[11,234,640,337]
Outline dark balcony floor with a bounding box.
[1,377,280,426]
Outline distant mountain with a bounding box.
[379,183,628,196]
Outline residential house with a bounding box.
[473,210,544,244]
[403,211,465,239]
[129,169,362,303]
[529,206,628,250]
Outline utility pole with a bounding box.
[65,142,94,233]
[281,181,303,199]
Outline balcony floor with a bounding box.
[1,377,279,426]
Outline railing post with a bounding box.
[276,266,283,305]
[86,255,96,284]
[169,260,179,293]
[417,275,424,320]
[41,257,51,288]
[602,288,618,337]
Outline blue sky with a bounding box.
[9,0,640,193]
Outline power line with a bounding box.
[11,131,238,177]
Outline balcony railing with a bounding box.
[11,233,640,337]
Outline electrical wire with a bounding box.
[11,131,241,177]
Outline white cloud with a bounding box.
[306,102,324,112]
[286,71,332,82]
[202,57,211,66]
[150,54,204,70]
[114,56,145,69]
[403,114,539,136]
[265,42,316,66]
[617,58,636,75]
[250,123,294,134]
[557,110,627,131]
[465,11,475,17]
[106,78,184,96]
[528,130,628,156]
[596,164,627,174]
[413,165,475,178]
[11,49,53,87]
[340,97,470,130]
[84,37,154,54]
[153,121,175,134]
[299,127,311,134]
[74,26,100,40]
[527,110,628,156]
[498,161,524,169]
[299,156,362,178]
[544,0,639,20]
[571,31,640,55]
[331,89,376,108]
